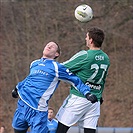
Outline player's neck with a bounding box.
[89,47,100,50]
[42,55,54,60]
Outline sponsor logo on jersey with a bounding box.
[85,81,101,90]
[95,55,104,61]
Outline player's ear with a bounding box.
[55,52,59,57]
[90,38,93,44]
[54,52,59,59]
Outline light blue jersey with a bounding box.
[47,119,58,133]
[16,58,90,111]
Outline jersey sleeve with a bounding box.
[63,50,88,73]
[16,77,28,90]
[16,60,40,90]
[57,62,90,96]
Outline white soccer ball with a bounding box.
[74,4,93,23]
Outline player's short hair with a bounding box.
[48,107,55,112]
[87,27,105,47]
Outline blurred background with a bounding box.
[0,0,133,132]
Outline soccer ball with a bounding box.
[74,4,93,23]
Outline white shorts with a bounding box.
[56,94,100,129]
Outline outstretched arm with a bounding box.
[57,63,98,103]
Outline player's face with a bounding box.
[85,33,92,48]
[48,109,54,120]
[43,42,59,59]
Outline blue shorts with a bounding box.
[12,99,48,133]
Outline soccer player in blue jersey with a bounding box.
[47,107,58,133]
[12,41,97,133]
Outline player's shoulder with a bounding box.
[53,119,58,123]
[92,50,109,58]
[77,50,88,55]
[30,59,41,67]
[101,50,110,59]
[71,50,88,59]
[62,50,88,65]
[31,59,40,64]
[100,50,110,64]
[52,60,65,70]
[52,60,60,65]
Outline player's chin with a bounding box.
[86,43,89,48]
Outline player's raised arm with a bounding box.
[57,63,98,104]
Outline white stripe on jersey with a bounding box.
[38,62,59,111]
[53,61,59,78]
[63,50,88,69]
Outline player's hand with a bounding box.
[12,87,18,98]
[86,93,98,103]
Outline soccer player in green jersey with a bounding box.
[56,27,110,133]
